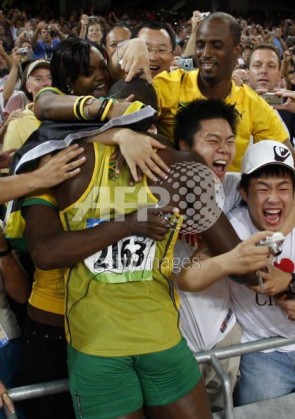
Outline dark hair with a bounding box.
[240,165,295,193]
[204,12,241,46]
[108,77,158,111]
[249,43,281,69]
[19,61,33,101]
[132,21,176,51]
[174,99,239,149]
[103,22,132,46]
[50,37,108,93]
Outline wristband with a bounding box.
[73,96,84,120]
[100,99,114,122]
[79,95,96,120]
[96,98,109,121]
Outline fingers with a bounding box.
[150,150,170,173]
[124,94,134,102]
[57,144,85,162]
[0,391,15,414]
[122,60,150,83]
[142,66,153,84]
[138,165,158,182]
[63,157,86,179]
[133,150,170,182]
[115,153,125,174]
[124,157,139,182]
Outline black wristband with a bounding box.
[97,98,109,121]
[0,241,12,257]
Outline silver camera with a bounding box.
[262,92,284,106]
[17,47,28,55]
[178,58,194,71]
[201,12,210,20]
[256,232,285,256]
[88,16,98,23]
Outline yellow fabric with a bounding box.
[2,104,40,174]
[153,69,289,172]
[123,100,144,115]
[29,267,65,315]
[60,143,182,357]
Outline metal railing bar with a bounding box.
[195,336,295,363]
[209,355,234,419]
[5,336,295,405]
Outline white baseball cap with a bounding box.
[242,140,295,175]
[26,59,50,80]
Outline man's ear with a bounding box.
[239,186,248,202]
[26,80,31,94]
[178,139,190,151]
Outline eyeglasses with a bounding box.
[147,47,173,55]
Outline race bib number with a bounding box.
[84,236,156,283]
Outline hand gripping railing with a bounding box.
[4,336,295,419]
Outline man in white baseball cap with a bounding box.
[26,59,50,80]
[3,59,51,151]
[228,139,295,407]
[241,140,295,176]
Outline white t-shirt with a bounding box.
[228,206,295,352]
[176,172,241,352]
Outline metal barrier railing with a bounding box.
[4,336,295,419]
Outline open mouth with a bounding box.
[92,82,107,97]
[150,65,161,74]
[200,61,216,70]
[212,160,227,178]
[263,208,282,225]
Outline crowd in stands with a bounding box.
[0,3,295,419]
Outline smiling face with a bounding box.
[26,66,52,99]
[195,18,240,86]
[71,46,110,97]
[137,27,174,77]
[179,118,235,181]
[248,48,281,92]
[240,173,294,231]
[87,22,103,44]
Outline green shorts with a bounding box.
[67,338,201,419]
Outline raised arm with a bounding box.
[177,231,271,292]
[182,11,202,58]
[0,144,86,204]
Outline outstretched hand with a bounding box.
[117,39,152,84]
[228,230,272,277]
[36,144,86,187]
[115,130,170,182]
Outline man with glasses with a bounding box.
[132,21,175,78]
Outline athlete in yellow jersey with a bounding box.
[23,134,244,419]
